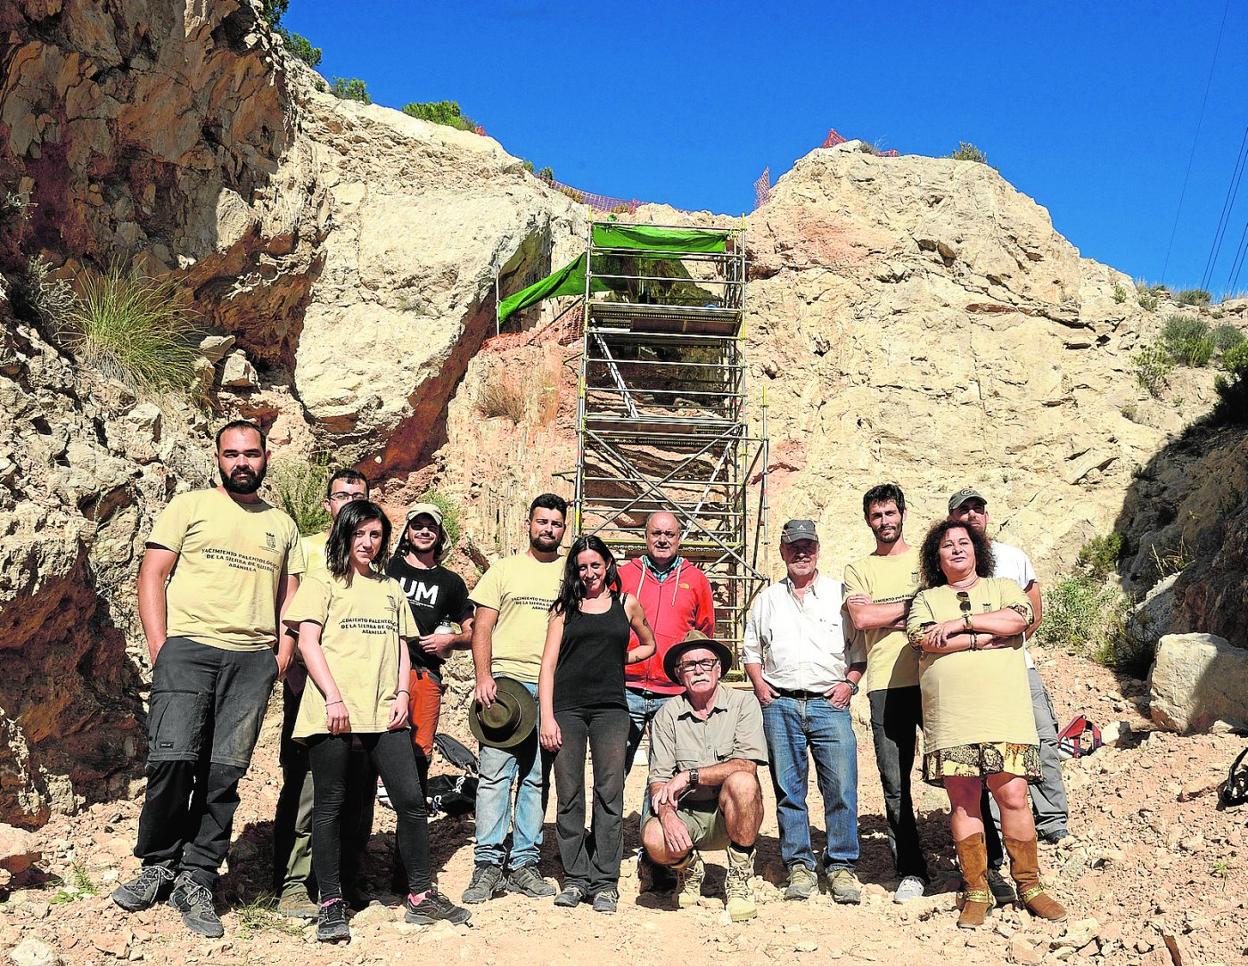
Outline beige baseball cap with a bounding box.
[405,502,444,526]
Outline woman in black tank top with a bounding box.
[538,535,656,912]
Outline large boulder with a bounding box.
[1148,633,1248,734]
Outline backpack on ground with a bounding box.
[427,732,478,818]
[1057,714,1103,759]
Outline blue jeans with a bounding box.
[474,681,550,870]
[624,688,674,838]
[762,695,859,871]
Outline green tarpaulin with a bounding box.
[591,224,729,254]
[497,253,608,323]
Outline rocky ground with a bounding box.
[2,648,1245,966]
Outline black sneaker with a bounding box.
[404,890,471,925]
[111,865,175,912]
[461,863,506,904]
[506,863,555,898]
[592,888,619,914]
[316,899,351,943]
[167,873,223,939]
[554,883,589,908]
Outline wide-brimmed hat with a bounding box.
[469,677,537,749]
[664,629,734,684]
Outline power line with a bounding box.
[1228,218,1248,293]
[1200,125,1248,291]
[1160,0,1232,282]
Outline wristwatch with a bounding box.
[688,768,699,788]
[843,679,859,695]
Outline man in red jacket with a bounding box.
[617,511,716,890]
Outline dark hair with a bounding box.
[326,501,392,583]
[325,468,369,499]
[215,419,266,450]
[862,482,905,517]
[552,535,621,618]
[529,492,568,520]
[395,513,447,562]
[918,519,995,588]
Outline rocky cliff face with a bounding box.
[0,2,1243,828]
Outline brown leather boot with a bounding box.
[1004,836,1067,922]
[953,833,993,929]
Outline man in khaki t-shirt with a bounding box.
[112,421,304,940]
[462,493,566,904]
[843,483,931,903]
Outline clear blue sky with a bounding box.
[285,0,1248,294]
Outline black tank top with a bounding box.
[553,593,630,712]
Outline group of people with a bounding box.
[109,420,1071,943]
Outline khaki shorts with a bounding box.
[675,802,729,851]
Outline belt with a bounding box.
[774,687,828,701]
[628,687,675,700]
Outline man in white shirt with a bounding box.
[743,520,866,904]
[948,488,1072,899]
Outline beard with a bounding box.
[221,462,266,495]
[530,533,562,553]
[871,524,901,545]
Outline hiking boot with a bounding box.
[461,863,506,904]
[987,868,1016,907]
[827,868,862,905]
[954,833,994,930]
[404,890,471,926]
[111,865,175,912]
[592,888,619,914]
[168,873,224,939]
[784,864,818,901]
[724,846,757,922]
[506,863,555,898]
[316,899,350,943]
[554,883,589,908]
[1039,828,1070,845]
[893,875,926,903]
[277,886,318,919]
[639,852,676,893]
[1004,836,1067,922]
[673,851,704,909]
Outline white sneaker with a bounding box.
[894,875,926,903]
[376,779,392,810]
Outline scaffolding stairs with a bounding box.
[573,222,769,655]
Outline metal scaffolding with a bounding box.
[573,221,769,656]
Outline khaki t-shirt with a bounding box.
[148,489,305,652]
[301,531,329,579]
[470,553,564,684]
[285,573,415,739]
[907,578,1036,752]
[843,547,921,693]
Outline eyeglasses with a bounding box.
[329,491,365,502]
[677,658,720,674]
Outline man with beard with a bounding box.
[616,511,715,890]
[843,483,930,903]
[273,469,370,918]
[462,493,567,904]
[113,421,305,938]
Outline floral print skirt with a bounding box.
[922,741,1040,787]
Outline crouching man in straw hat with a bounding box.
[641,630,768,921]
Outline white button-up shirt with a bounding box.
[742,572,863,692]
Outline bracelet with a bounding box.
[968,635,980,652]
[326,699,344,707]
[397,689,409,695]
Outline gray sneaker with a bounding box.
[462,863,506,904]
[784,864,818,901]
[827,868,862,905]
[112,865,175,912]
[506,863,555,898]
[276,886,318,920]
[168,873,223,938]
[893,875,926,903]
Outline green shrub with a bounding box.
[266,457,331,536]
[1213,340,1248,424]
[260,0,289,26]
[1175,288,1212,306]
[278,28,321,67]
[1160,314,1215,366]
[1075,532,1122,578]
[948,141,988,163]
[1213,323,1244,352]
[1036,573,1129,655]
[1137,289,1158,312]
[415,488,461,547]
[1134,343,1173,397]
[537,166,554,181]
[1112,282,1127,304]
[60,263,199,392]
[401,100,475,131]
[331,77,370,104]
[521,159,535,173]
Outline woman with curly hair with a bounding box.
[907,519,1066,930]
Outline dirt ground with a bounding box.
[3,649,1246,966]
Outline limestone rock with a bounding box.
[1148,633,1248,733]
[197,335,236,364]
[8,938,62,966]
[220,350,259,391]
[0,822,40,874]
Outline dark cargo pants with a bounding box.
[134,636,276,889]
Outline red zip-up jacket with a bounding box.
[619,557,716,695]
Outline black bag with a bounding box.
[427,733,478,818]
[1219,747,1248,808]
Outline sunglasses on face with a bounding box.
[409,521,439,533]
[678,659,719,674]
